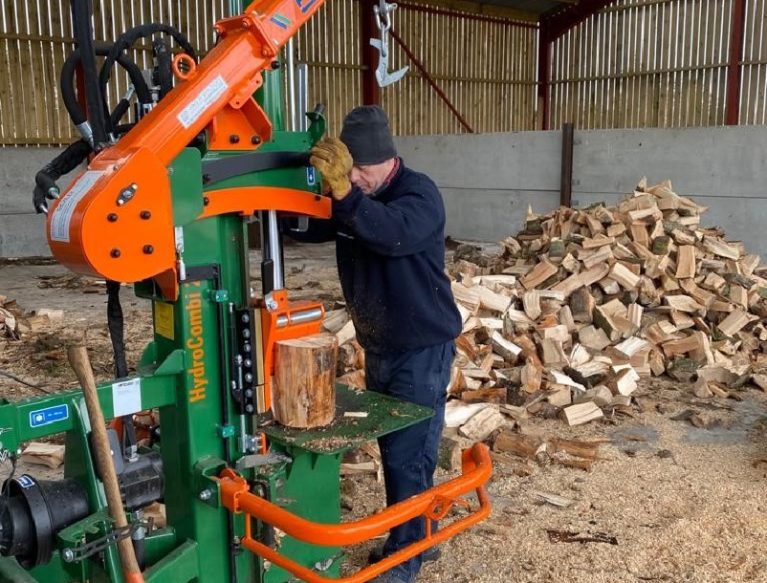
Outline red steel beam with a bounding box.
[538,26,552,130]
[726,0,746,125]
[537,0,614,130]
[389,28,474,133]
[541,0,615,42]
[397,2,538,28]
[361,0,381,105]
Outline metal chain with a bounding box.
[62,519,153,563]
[371,0,410,87]
[373,0,396,33]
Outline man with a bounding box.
[298,105,461,583]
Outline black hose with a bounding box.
[113,122,137,135]
[99,23,196,105]
[106,280,137,443]
[153,37,174,99]
[32,140,92,212]
[133,536,146,570]
[60,42,151,128]
[109,99,131,127]
[70,0,108,148]
[106,282,146,569]
[106,281,128,379]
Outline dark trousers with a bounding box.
[365,340,454,582]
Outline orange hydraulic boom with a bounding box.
[46,0,329,296]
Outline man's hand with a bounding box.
[310,137,353,200]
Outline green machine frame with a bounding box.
[0,2,494,579]
[0,40,432,583]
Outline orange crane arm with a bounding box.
[46,0,328,288]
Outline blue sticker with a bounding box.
[295,0,318,13]
[29,404,69,428]
[270,14,291,29]
[17,475,35,489]
[306,166,316,186]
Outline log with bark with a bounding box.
[273,333,338,428]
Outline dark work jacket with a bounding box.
[289,161,462,354]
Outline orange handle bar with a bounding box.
[217,443,492,583]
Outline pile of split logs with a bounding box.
[325,178,767,429]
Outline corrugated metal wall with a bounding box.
[0,0,229,145]
[292,0,364,136]
[741,0,767,124]
[0,0,534,144]
[547,0,767,129]
[5,0,767,144]
[379,5,538,135]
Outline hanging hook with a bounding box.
[369,0,408,87]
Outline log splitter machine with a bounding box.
[0,1,492,582]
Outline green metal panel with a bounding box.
[256,68,285,133]
[0,557,46,583]
[202,129,323,195]
[0,369,179,453]
[169,149,205,226]
[155,276,236,579]
[263,385,433,454]
[141,529,178,565]
[143,541,199,583]
[259,449,343,582]
[60,410,123,583]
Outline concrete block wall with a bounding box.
[2,126,767,258]
[0,148,76,257]
[396,126,767,259]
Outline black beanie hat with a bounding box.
[339,105,397,165]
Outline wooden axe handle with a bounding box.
[68,345,144,581]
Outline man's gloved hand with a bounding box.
[310,137,353,200]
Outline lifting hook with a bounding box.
[370,0,408,87]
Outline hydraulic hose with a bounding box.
[60,42,151,129]
[70,0,108,148]
[153,38,174,99]
[99,23,196,105]
[32,140,92,213]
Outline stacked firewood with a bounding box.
[328,178,767,427]
[447,178,767,425]
[0,295,22,339]
[322,308,366,388]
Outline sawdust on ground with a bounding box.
[3,243,767,582]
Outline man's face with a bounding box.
[349,159,395,195]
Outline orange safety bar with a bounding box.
[217,443,492,583]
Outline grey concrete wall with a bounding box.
[0,147,76,258]
[397,126,767,259]
[4,126,767,258]
[396,131,562,243]
[570,127,767,261]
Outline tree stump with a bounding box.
[273,333,338,428]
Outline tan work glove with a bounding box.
[310,137,353,200]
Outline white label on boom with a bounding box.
[177,75,229,129]
[50,171,104,242]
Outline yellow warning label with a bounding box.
[154,302,174,340]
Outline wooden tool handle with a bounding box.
[68,345,144,581]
